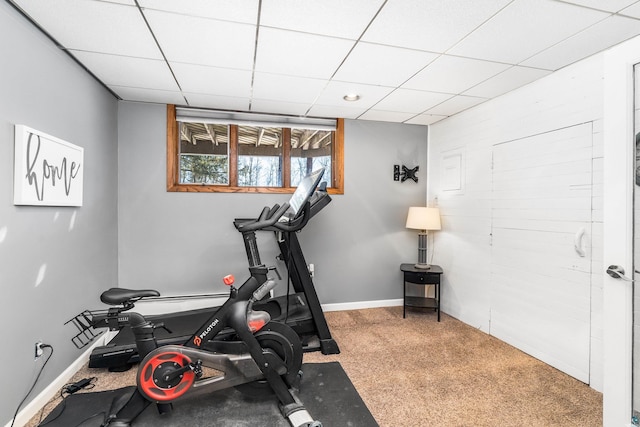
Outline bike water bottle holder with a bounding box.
[65,309,106,349]
[65,305,132,349]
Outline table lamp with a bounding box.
[406,207,441,269]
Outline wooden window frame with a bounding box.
[167,105,344,194]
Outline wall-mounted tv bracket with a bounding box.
[394,165,419,183]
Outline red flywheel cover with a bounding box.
[137,351,195,402]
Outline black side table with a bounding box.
[400,264,443,320]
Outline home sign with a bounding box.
[13,125,84,206]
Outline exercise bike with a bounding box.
[70,202,322,427]
[84,168,338,371]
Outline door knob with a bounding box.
[574,227,586,257]
[606,265,634,281]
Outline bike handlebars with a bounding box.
[235,201,311,234]
[235,202,290,233]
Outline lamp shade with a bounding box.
[406,207,441,231]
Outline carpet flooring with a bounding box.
[304,307,603,427]
[27,306,603,427]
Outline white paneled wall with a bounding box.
[428,53,605,391]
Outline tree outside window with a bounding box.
[167,105,343,194]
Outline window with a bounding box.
[178,123,229,185]
[167,105,344,194]
[237,125,283,187]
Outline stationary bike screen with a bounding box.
[281,168,325,222]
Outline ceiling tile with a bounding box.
[620,2,640,18]
[425,95,486,116]
[255,27,354,79]
[405,114,448,125]
[144,9,255,69]
[307,104,369,120]
[13,0,162,58]
[523,15,640,70]
[358,109,417,123]
[138,0,258,23]
[183,92,250,111]
[16,0,640,125]
[111,86,185,104]
[260,0,385,40]
[252,73,327,104]
[402,55,510,94]
[171,63,252,97]
[373,89,453,113]
[315,81,395,109]
[71,51,179,91]
[448,0,610,64]
[463,65,551,98]
[333,42,439,87]
[557,0,638,12]
[362,0,512,52]
[250,99,311,116]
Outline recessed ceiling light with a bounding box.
[343,93,360,102]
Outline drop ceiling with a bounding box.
[8,0,640,125]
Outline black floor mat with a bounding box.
[39,362,378,426]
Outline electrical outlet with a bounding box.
[35,341,44,359]
[308,263,315,278]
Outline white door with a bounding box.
[491,124,593,382]
[602,38,640,426]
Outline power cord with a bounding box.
[63,377,95,395]
[37,377,96,426]
[10,344,53,427]
[35,388,65,426]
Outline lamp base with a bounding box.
[414,263,431,270]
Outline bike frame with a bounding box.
[127,267,303,419]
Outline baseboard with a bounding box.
[8,298,400,427]
[133,293,228,316]
[6,331,116,427]
[129,293,401,316]
[321,298,403,312]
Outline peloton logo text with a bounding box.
[194,319,219,346]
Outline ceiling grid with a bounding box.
[8,0,640,125]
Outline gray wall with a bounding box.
[0,2,118,424]
[118,102,428,304]
[0,3,427,422]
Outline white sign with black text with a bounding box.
[13,125,83,206]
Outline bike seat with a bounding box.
[100,288,160,305]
